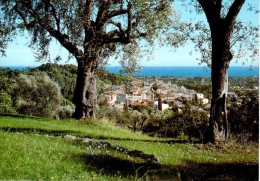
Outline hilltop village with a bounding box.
[100,76,210,113]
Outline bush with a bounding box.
[0,91,16,114]
[96,106,124,121]
[142,108,209,140]
[16,74,62,118]
[228,91,259,142]
[56,105,75,119]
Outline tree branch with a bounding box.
[96,1,111,28]
[48,2,60,31]
[83,0,94,44]
[126,2,132,41]
[106,20,124,35]
[224,0,245,32]
[197,0,222,27]
[106,9,128,20]
[13,4,35,29]
[18,2,83,59]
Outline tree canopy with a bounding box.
[0,0,183,66]
[177,0,259,66]
[0,0,185,118]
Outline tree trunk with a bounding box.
[197,0,245,143]
[72,60,97,119]
[208,63,229,143]
[206,33,232,143]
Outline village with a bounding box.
[100,76,210,113]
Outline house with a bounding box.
[154,101,170,111]
[161,94,176,101]
[159,89,168,94]
[195,93,204,100]
[101,91,117,105]
[146,92,154,100]
[131,90,143,101]
[131,81,143,88]
[200,98,209,105]
[141,99,155,107]
[116,93,127,104]
[174,101,185,108]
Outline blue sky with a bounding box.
[0,1,259,67]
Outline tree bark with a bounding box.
[208,59,230,142]
[206,28,232,143]
[72,59,97,119]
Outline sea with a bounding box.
[1,65,259,77]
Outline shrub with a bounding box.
[228,91,259,142]
[16,74,62,118]
[56,105,75,119]
[0,91,16,114]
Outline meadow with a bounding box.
[0,115,258,180]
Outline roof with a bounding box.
[133,90,142,95]
[161,94,175,98]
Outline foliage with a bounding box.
[177,0,259,66]
[29,64,130,99]
[0,91,16,114]
[16,73,61,118]
[97,103,210,141]
[0,65,130,118]
[28,63,77,101]
[56,106,75,120]
[228,90,259,142]
[0,0,183,62]
[142,108,209,141]
[96,67,130,86]
[181,82,211,99]
[0,71,19,111]
[0,0,186,118]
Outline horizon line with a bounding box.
[1,65,259,67]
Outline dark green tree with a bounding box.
[0,0,182,119]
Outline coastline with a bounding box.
[1,65,259,77]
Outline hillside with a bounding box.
[28,63,129,101]
[0,115,258,180]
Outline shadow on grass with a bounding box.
[81,153,183,180]
[82,154,161,177]
[0,127,82,137]
[179,161,258,181]
[81,153,258,181]
[0,126,200,145]
[0,113,42,119]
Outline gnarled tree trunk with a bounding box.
[197,0,246,143]
[72,58,97,119]
[209,56,230,142]
[207,29,233,143]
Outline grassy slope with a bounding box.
[0,115,258,180]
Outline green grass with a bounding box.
[0,116,154,140]
[0,115,258,180]
[0,132,105,180]
[108,139,258,165]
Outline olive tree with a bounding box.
[178,0,259,143]
[0,0,183,119]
